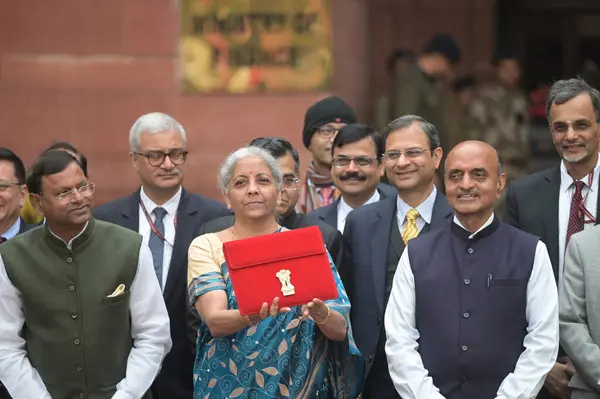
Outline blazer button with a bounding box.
[461,345,469,352]
[67,257,73,263]
[467,248,474,254]
[462,312,470,319]
[376,317,381,326]
[463,278,471,285]
[69,285,76,292]
[368,354,374,362]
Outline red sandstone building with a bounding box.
[1,0,599,203]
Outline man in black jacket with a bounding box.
[93,112,229,399]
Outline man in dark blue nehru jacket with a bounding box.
[385,140,559,399]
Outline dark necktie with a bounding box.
[148,207,168,288]
[0,236,6,244]
[566,180,585,246]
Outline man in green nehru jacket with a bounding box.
[0,150,172,399]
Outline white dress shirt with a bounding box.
[557,156,600,279]
[0,226,172,399]
[385,214,559,399]
[337,190,380,233]
[0,217,20,241]
[139,186,181,290]
[396,186,437,234]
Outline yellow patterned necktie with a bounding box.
[401,208,420,245]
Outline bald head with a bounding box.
[445,140,506,221]
[445,141,502,176]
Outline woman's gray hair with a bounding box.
[129,112,187,152]
[218,147,283,194]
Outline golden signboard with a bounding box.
[180,0,333,94]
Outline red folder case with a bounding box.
[223,226,339,315]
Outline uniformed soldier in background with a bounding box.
[468,51,530,218]
[390,33,462,193]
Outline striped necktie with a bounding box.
[401,208,420,245]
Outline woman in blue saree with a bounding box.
[187,147,364,398]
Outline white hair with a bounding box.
[218,147,282,194]
[129,112,187,151]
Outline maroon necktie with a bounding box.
[566,180,585,246]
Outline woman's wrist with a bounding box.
[243,312,259,326]
[314,304,331,325]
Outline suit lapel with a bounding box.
[370,197,397,312]
[122,189,141,231]
[389,215,404,259]
[324,200,338,228]
[542,167,561,278]
[163,189,197,300]
[430,191,454,229]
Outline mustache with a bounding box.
[562,141,586,148]
[339,172,367,181]
[154,169,181,177]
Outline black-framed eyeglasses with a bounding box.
[134,149,188,167]
[52,183,96,203]
[383,148,430,162]
[333,156,379,168]
[281,177,300,190]
[0,181,21,192]
[315,126,339,138]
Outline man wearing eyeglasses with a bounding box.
[342,115,453,399]
[0,148,36,399]
[0,150,172,399]
[309,123,396,233]
[93,112,228,399]
[297,95,358,214]
[0,149,35,244]
[505,77,600,399]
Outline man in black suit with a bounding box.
[93,112,228,399]
[343,115,453,399]
[310,123,397,232]
[0,148,36,398]
[199,137,343,269]
[505,77,600,399]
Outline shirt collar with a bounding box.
[396,186,437,224]
[140,186,182,217]
[49,221,89,250]
[559,153,600,192]
[1,218,21,241]
[453,213,495,239]
[339,190,380,214]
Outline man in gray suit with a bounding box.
[560,227,600,398]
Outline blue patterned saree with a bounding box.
[187,233,364,399]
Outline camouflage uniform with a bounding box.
[468,84,530,218]
[391,65,452,193]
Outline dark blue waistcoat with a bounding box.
[407,218,538,399]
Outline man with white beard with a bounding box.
[505,77,600,399]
